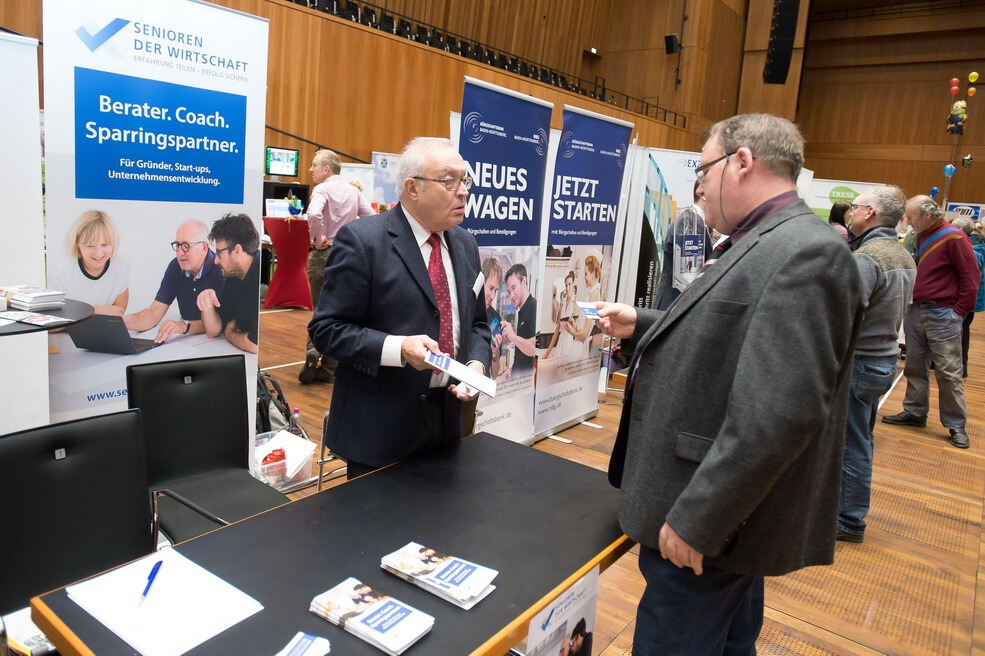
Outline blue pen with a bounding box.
[139,560,163,606]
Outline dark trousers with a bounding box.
[306,247,337,375]
[633,545,763,656]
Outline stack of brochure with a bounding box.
[309,577,434,655]
[0,310,70,328]
[6,288,66,311]
[380,542,497,610]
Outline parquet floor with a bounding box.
[259,308,985,655]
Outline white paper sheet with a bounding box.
[66,549,263,656]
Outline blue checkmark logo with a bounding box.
[75,18,130,52]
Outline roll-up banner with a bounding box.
[808,178,881,220]
[43,0,268,423]
[534,106,633,437]
[458,77,552,443]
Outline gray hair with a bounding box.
[912,196,944,221]
[952,216,974,236]
[396,137,456,198]
[180,219,210,242]
[864,185,906,226]
[703,113,804,182]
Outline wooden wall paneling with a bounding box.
[686,0,746,124]
[600,0,677,104]
[1,0,43,106]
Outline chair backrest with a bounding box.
[0,409,153,615]
[127,354,249,484]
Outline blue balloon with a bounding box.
[944,164,957,178]
[930,186,940,197]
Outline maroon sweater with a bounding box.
[913,219,980,317]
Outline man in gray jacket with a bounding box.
[837,186,916,543]
[597,113,862,655]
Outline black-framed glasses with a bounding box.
[413,175,473,191]
[214,244,234,256]
[695,151,737,183]
[849,203,872,212]
[170,240,206,253]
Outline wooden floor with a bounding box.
[259,307,985,656]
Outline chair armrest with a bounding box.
[151,488,229,546]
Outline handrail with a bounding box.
[264,125,369,163]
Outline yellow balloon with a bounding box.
[971,71,980,83]
[970,87,978,97]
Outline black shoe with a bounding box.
[836,530,864,543]
[881,411,927,427]
[312,368,335,384]
[298,358,319,384]
[949,428,970,449]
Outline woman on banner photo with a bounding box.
[49,210,130,315]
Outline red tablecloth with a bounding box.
[262,217,312,309]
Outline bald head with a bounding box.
[174,219,210,273]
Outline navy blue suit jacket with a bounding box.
[308,205,491,467]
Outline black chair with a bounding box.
[0,410,154,616]
[415,25,429,43]
[379,13,395,33]
[397,20,412,38]
[127,355,287,544]
[360,6,377,27]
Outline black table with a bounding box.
[32,433,632,655]
[0,299,93,337]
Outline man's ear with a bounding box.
[402,177,420,201]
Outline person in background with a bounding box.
[654,182,711,309]
[596,113,862,655]
[952,217,985,378]
[882,196,978,449]
[197,214,261,354]
[501,263,537,373]
[828,201,851,242]
[50,210,129,315]
[836,185,915,543]
[482,256,507,378]
[301,149,375,384]
[124,220,224,342]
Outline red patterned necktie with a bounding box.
[427,233,454,356]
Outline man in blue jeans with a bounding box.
[837,186,915,543]
[882,196,979,450]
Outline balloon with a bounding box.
[969,86,977,97]
[971,72,980,83]
[944,164,956,178]
[950,77,960,86]
[930,186,940,197]
[950,85,960,96]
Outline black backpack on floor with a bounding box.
[257,371,291,434]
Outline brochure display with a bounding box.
[310,578,434,655]
[42,0,268,423]
[381,542,498,609]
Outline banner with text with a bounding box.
[43,0,268,423]
[459,78,552,443]
[535,106,632,436]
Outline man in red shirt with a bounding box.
[882,195,980,448]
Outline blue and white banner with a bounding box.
[947,202,985,221]
[535,107,633,436]
[458,78,552,443]
[547,107,632,245]
[460,77,552,247]
[43,0,268,423]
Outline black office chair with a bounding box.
[127,354,287,544]
[0,410,154,617]
[397,20,412,38]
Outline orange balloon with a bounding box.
[950,85,960,95]
[969,86,977,97]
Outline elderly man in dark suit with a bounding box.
[308,137,490,477]
[597,113,863,655]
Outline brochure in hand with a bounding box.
[309,577,433,656]
[380,542,497,610]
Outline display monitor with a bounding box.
[265,147,300,177]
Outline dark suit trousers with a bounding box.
[633,545,763,656]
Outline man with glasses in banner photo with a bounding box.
[123,219,225,342]
[308,137,490,479]
[596,113,862,654]
[197,214,262,354]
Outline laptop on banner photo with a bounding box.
[66,314,164,355]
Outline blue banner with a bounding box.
[547,109,632,245]
[74,67,246,203]
[459,81,551,246]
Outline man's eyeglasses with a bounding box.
[214,244,234,256]
[849,203,872,212]
[695,151,737,183]
[413,175,473,191]
[170,240,206,253]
